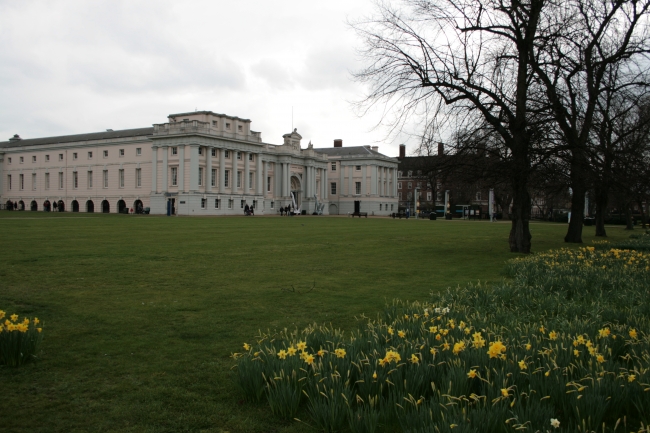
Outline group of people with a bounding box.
[244,204,255,216]
[279,206,294,216]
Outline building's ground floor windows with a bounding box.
[331,182,337,195]
[240,199,245,209]
[252,200,257,209]
[270,201,274,209]
[214,199,220,209]
[391,204,394,211]
[200,198,206,209]
[224,170,230,188]
[228,199,233,209]
[398,192,402,200]
[380,204,382,211]
[355,182,361,195]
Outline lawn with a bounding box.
[0,213,633,433]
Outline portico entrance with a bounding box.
[290,175,302,211]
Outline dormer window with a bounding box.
[212,120,218,127]
[238,125,243,132]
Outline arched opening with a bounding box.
[57,200,65,212]
[118,200,127,214]
[290,175,302,212]
[328,203,339,215]
[30,200,38,211]
[133,199,144,214]
[18,200,25,211]
[6,200,14,210]
[102,200,110,213]
[72,200,79,212]
[43,200,51,212]
[86,200,95,213]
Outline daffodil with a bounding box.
[467,369,477,379]
[287,346,297,356]
[501,388,509,398]
[518,360,527,370]
[598,328,611,338]
[629,328,638,339]
[33,318,39,325]
[304,354,315,365]
[243,343,251,351]
[487,341,506,359]
[334,348,346,358]
[452,341,465,355]
[398,330,406,338]
[442,342,450,351]
[548,331,557,340]
[550,418,560,428]
[0,310,5,320]
[10,314,18,322]
[372,371,377,379]
[296,341,307,351]
[429,326,438,333]
[597,354,605,363]
[574,349,580,357]
[628,374,636,382]
[410,353,420,364]
[525,344,531,350]
[277,350,287,359]
[317,349,325,357]
[387,326,394,335]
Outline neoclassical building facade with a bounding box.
[0,111,399,216]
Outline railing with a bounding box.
[152,121,262,143]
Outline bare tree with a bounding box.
[352,0,545,253]
[529,0,650,243]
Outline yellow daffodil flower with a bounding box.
[372,371,377,379]
[277,350,287,359]
[442,342,450,351]
[518,360,527,370]
[467,369,477,379]
[548,331,558,340]
[10,314,18,322]
[304,354,315,365]
[387,326,394,335]
[317,349,325,357]
[501,388,509,398]
[545,371,550,377]
[452,341,465,355]
[525,344,532,350]
[33,318,39,325]
[37,328,42,333]
[410,353,420,364]
[429,326,438,334]
[243,343,251,351]
[598,328,610,338]
[398,330,406,338]
[629,328,638,339]
[334,348,346,358]
[597,354,605,363]
[0,310,5,320]
[628,374,636,382]
[296,341,307,351]
[487,341,506,359]
[574,350,580,357]
[287,346,297,356]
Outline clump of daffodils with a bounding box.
[0,309,44,367]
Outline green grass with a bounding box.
[0,213,632,433]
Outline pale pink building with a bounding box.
[0,111,399,216]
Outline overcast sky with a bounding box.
[0,0,417,157]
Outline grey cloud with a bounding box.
[250,59,295,90]
[297,47,356,91]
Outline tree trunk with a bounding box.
[625,204,634,230]
[594,186,608,237]
[508,151,531,253]
[565,154,587,243]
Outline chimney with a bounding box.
[8,134,22,142]
[438,142,444,155]
[371,146,379,152]
[334,139,343,148]
[399,144,406,159]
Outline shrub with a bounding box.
[0,310,44,367]
[232,248,650,432]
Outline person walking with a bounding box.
[244,204,249,215]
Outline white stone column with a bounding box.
[348,166,354,196]
[178,145,185,192]
[283,162,290,197]
[361,165,367,196]
[189,144,199,191]
[243,151,250,194]
[263,161,269,197]
[379,166,383,197]
[256,154,263,195]
[219,148,226,194]
[371,165,377,196]
[339,163,344,196]
[232,151,238,195]
[161,146,168,192]
[274,162,281,197]
[206,146,212,192]
[393,168,398,197]
[151,146,158,193]
[324,168,328,200]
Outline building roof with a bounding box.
[313,146,387,158]
[0,127,155,149]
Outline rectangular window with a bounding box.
[408,171,412,177]
[201,198,206,209]
[59,154,63,161]
[45,173,50,189]
[240,200,245,209]
[398,192,402,200]
[20,174,24,190]
[32,173,36,190]
[331,162,336,171]
[252,200,257,209]
[73,153,77,160]
[224,170,230,188]
[380,204,382,211]
[398,182,402,189]
[225,150,230,158]
[238,125,243,132]
[212,120,218,127]
[408,182,412,189]
[171,147,178,155]
[248,153,253,161]
[171,167,178,186]
[248,172,253,189]
[270,201,274,209]
[237,152,241,160]
[211,169,217,187]
[331,182,337,195]
[237,171,241,188]
[355,182,361,195]
[8,157,11,164]
[20,156,24,163]
[211,148,216,157]
[7,175,11,190]
[73,171,78,189]
[103,170,108,188]
[136,148,142,156]
[427,192,432,201]
[88,171,93,188]
[136,168,141,187]
[103,150,108,158]
[59,172,64,189]
[391,204,394,211]
[32,156,36,162]
[198,167,204,186]
[214,198,220,209]
[119,169,124,188]
[355,165,361,171]
[267,176,271,192]
[119,149,125,157]
[228,199,233,209]
[88,151,92,159]
[226,122,231,129]
[45,154,50,161]
[198,147,203,156]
